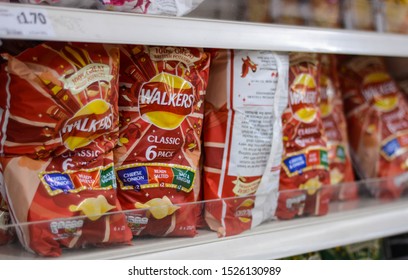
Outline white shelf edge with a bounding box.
[1,2,408,57]
[1,198,408,260]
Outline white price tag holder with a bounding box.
[0,6,55,38]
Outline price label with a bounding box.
[0,6,55,38]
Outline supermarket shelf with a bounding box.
[1,197,408,260]
[2,3,408,56]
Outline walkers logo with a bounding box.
[290,73,319,123]
[61,99,113,150]
[362,72,399,112]
[138,73,195,130]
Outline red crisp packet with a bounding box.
[320,54,357,201]
[341,56,408,199]
[115,45,210,237]
[277,53,331,220]
[0,42,132,257]
[203,49,288,236]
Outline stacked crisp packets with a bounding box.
[0,42,132,257]
[341,56,408,199]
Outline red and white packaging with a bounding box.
[341,56,408,199]
[115,45,210,237]
[276,53,331,220]
[203,49,288,237]
[0,42,132,256]
[320,54,357,201]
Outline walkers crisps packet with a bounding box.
[276,53,330,220]
[341,56,408,199]
[320,54,356,201]
[115,45,210,237]
[0,42,132,256]
[204,49,288,237]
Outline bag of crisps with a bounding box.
[320,54,357,201]
[376,0,408,33]
[203,49,288,237]
[308,0,341,28]
[0,42,132,257]
[343,0,376,31]
[271,0,305,25]
[276,53,331,220]
[340,56,408,199]
[115,45,209,237]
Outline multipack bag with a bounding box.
[277,53,331,220]
[0,42,132,256]
[320,54,356,200]
[204,49,288,237]
[115,45,210,237]
[340,56,408,199]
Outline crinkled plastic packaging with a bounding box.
[115,45,210,237]
[340,56,408,199]
[204,49,288,236]
[0,42,132,256]
[277,53,331,220]
[320,54,356,200]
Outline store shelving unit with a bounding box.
[1,197,408,259]
[1,1,408,259]
[2,2,408,56]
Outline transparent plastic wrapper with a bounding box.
[115,45,210,237]
[203,49,288,237]
[376,0,408,33]
[277,53,331,220]
[0,42,132,257]
[320,54,356,200]
[0,193,14,245]
[343,0,376,30]
[308,0,341,28]
[340,56,408,199]
[271,0,306,25]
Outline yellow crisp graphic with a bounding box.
[374,96,398,112]
[238,217,251,223]
[293,73,317,88]
[295,107,317,123]
[320,103,332,117]
[69,195,115,221]
[239,198,254,208]
[299,176,322,195]
[330,168,344,185]
[135,196,180,220]
[363,72,390,85]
